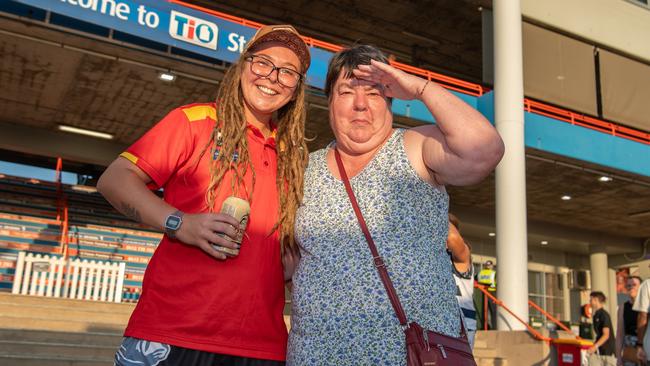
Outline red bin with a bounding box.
[553,338,592,366]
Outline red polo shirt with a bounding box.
[120,103,286,361]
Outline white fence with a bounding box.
[11,252,126,303]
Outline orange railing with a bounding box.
[60,200,69,258]
[525,99,650,145]
[475,284,590,346]
[53,157,70,257]
[169,0,650,146]
[528,299,580,339]
[475,284,552,342]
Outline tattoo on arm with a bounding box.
[120,202,142,222]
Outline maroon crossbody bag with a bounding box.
[334,148,477,366]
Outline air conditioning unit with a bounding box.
[568,269,591,290]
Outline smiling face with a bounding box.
[328,70,393,155]
[240,41,301,125]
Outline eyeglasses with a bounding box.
[245,55,302,88]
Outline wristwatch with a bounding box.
[164,210,184,239]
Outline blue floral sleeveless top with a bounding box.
[287,129,461,365]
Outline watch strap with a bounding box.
[164,210,184,239]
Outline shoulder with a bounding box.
[176,103,217,123]
[593,310,603,321]
[640,280,650,293]
[307,147,328,166]
[309,146,329,159]
[598,309,612,320]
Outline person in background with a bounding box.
[98,24,311,366]
[634,277,650,365]
[477,259,497,329]
[447,213,476,348]
[617,275,641,366]
[588,291,617,366]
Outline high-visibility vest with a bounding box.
[477,269,496,290]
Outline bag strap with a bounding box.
[334,148,410,326]
[334,147,469,337]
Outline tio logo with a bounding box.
[169,10,218,50]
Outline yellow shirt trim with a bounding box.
[182,105,217,122]
[120,151,139,164]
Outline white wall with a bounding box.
[522,0,650,62]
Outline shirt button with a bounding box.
[264,161,269,166]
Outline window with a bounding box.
[528,271,566,326]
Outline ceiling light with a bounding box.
[488,232,496,237]
[556,75,565,80]
[541,240,548,245]
[561,195,572,201]
[158,72,176,82]
[598,176,613,182]
[58,125,113,140]
[71,185,98,193]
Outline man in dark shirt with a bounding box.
[588,291,617,366]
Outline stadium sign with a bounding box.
[16,0,330,88]
[10,0,417,118]
[169,10,219,50]
[15,0,255,61]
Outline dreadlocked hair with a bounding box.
[200,51,308,252]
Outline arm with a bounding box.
[447,224,471,273]
[417,83,504,186]
[634,281,650,361]
[97,157,172,231]
[353,60,504,186]
[616,305,624,361]
[637,312,648,361]
[589,327,611,354]
[282,244,301,282]
[97,157,241,260]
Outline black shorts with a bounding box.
[115,337,285,366]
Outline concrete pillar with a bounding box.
[494,0,528,331]
[562,272,571,322]
[590,250,608,296]
[590,248,615,327]
[608,268,618,330]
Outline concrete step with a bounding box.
[0,354,112,366]
[0,301,131,325]
[476,357,508,366]
[473,347,499,359]
[0,340,116,359]
[0,328,123,346]
[0,315,125,333]
[0,292,135,314]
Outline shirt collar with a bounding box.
[247,121,277,147]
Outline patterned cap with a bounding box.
[245,25,311,73]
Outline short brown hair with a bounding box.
[590,291,606,303]
[324,44,391,101]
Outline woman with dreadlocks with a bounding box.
[97,25,310,366]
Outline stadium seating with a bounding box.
[0,173,161,302]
